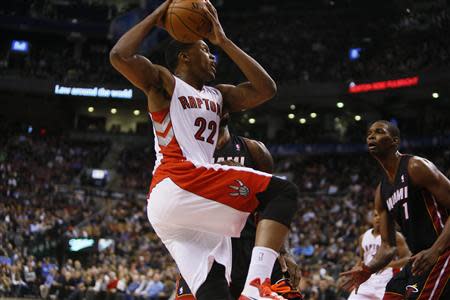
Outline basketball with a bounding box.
[164,0,212,43]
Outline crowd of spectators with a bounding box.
[1,134,110,190]
[116,145,155,191]
[1,3,449,85]
[0,0,118,23]
[2,127,450,299]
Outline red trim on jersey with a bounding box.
[150,107,170,123]
[149,161,271,212]
[382,292,404,300]
[422,191,445,235]
[417,249,450,300]
[155,122,173,137]
[149,109,185,164]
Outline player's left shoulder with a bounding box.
[408,155,436,174]
[407,155,440,185]
[241,137,274,173]
[242,137,270,156]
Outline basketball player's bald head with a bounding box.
[367,120,401,156]
[371,120,400,139]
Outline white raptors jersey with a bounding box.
[361,229,393,280]
[149,76,223,170]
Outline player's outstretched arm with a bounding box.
[202,1,276,112]
[109,0,174,107]
[408,157,450,275]
[339,185,397,292]
[387,232,411,269]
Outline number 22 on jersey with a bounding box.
[194,117,217,145]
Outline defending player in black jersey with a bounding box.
[340,120,450,299]
[175,113,303,300]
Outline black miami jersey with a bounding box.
[380,154,449,254]
[213,134,256,169]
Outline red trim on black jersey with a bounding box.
[422,191,445,235]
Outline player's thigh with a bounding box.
[348,291,380,300]
[348,283,382,300]
[383,267,409,299]
[148,177,251,237]
[148,222,232,295]
[408,250,450,299]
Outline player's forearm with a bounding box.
[431,218,450,255]
[387,257,410,269]
[366,244,397,273]
[111,14,158,58]
[219,38,277,101]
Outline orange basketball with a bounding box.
[164,0,212,43]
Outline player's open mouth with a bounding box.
[368,142,377,150]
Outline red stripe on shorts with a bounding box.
[418,249,450,300]
[151,161,271,212]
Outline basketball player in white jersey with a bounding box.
[110,1,298,299]
[347,210,411,300]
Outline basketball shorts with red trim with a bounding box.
[348,272,392,300]
[147,161,272,295]
[383,249,450,300]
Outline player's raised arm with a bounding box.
[408,157,450,275]
[109,0,174,106]
[201,1,276,112]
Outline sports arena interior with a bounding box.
[1,0,449,299]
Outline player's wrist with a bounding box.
[362,263,374,274]
[217,36,232,48]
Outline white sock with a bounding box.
[242,246,278,297]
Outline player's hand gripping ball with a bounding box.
[163,0,212,43]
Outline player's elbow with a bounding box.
[109,48,121,66]
[261,79,277,100]
[109,48,128,68]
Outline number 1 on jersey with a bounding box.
[402,202,409,220]
[194,117,217,145]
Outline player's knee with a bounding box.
[258,177,299,227]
